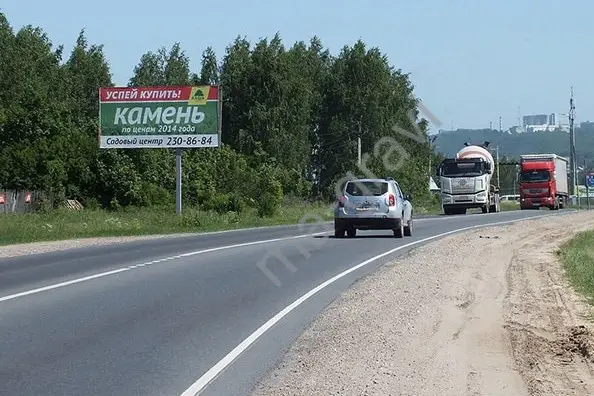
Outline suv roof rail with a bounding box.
[385,177,394,181]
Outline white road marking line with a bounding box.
[0,231,329,303]
[0,268,132,303]
[0,213,546,304]
[179,212,571,396]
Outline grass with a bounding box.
[0,200,335,246]
[558,229,594,304]
[415,201,442,215]
[500,201,520,211]
[0,197,452,246]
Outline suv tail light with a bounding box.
[388,194,395,207]
[338,195,347,208]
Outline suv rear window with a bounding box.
[345,181,388,196]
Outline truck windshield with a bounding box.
[440,162,484,177]
[520,171,550,183]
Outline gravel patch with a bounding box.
[252,211,594,396]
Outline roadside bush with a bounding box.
[179,209,202,228]
[187,179,216,208]
[137,182,172,207]
[202,193,245,214]
[255,172,283,217]
[80,197,101,210]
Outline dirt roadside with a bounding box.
[252,211,594,396]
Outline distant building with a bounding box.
[523,114,548,127]
[520,112,569,133]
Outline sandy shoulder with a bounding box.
[252,211,594,396]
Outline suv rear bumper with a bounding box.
[335,217,400,230]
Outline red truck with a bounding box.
[519,154,569,210]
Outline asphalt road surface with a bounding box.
[0,209,572,396]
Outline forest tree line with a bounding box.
[435,126,594,168]
[0,13,438,216]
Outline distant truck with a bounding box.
[519,154,568,210]
[437,142,500,215]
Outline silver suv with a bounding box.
[334,178,413,238]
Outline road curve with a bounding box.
[0,209,572,396]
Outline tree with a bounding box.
[0,11,440,213]
[196,46,219,85]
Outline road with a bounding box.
[0,209,570,396]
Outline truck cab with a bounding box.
[518,154,568,210]
[438,157,498,215]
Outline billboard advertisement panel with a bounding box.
[99,85,220,148]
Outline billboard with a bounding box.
[98,85,221,148]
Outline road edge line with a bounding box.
[180,211,576,395]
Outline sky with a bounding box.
[2,0,593,132]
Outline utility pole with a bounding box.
[428,135,438,179]
[489,121,492,130]
[496,145,500,189]
[428,138,432,176]
[497,117,501,190]
[569,87,576,196]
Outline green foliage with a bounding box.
[434,126,594,195]
[559,229,594,304]
[251,164,284,217]
[0,12,438,218]
[435,126,594,167]
[0,201,334,245]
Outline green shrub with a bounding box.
[138,182,172,207]
[203,193,245,214]
[255,165,284,217]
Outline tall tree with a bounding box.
[220,36,253,151]
[197,46,219,85]
[61,29,113,201]
[128,48,167,86]
[0,10,439,211]
[164,42,190,85]
[64,29,112,122]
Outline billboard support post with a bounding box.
[176,148,182,215]
[98,85,221,215]
[218,85,223,149]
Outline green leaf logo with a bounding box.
[192,90,204,100]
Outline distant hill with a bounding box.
[433,122,594,166]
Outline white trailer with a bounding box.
[519,154,569,210]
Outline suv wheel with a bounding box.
[393,219,404,238]
[346,228,357,238]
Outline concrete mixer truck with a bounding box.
[436,142,500,215]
